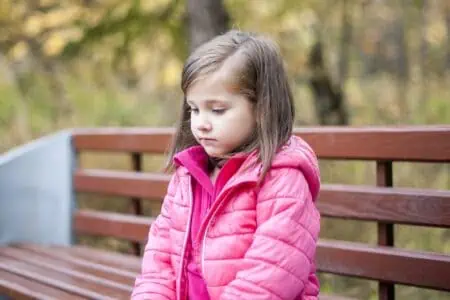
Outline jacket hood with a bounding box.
[268,135,321,200]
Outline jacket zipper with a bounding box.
[178,176,193,300]
[200,181,256,275]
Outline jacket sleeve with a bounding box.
[131,173,179,300]
[220,168,321,300]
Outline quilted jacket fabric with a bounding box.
[132,135,321,300]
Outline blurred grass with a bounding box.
[1,72,449,299]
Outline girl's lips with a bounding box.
[200,138,217,145]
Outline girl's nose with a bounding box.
[198,120,212,132]
[197,115,212,132]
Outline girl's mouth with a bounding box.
[200,138,217,145]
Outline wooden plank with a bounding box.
[55,245,142,273]
[0,269,83,300]
[317,239,450,291]
[18,244,142,273]
[72,127,174,154]
[72,126,450,162]
[75,170,450,228]
[317,185,450,227]
[295,126,450,162]
[0,247,134,287]
[0,256,131,299]
[375,161,395,300]
[16,244,139,276]
[130,152,144,255]
[74,210,153,242]
[74,169,170,199]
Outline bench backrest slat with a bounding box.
[294,127,450,162]
[74,170,170,199]
[74,170,450,228]
[74,210,153,243]
[318,185,450,227]
[73,128,174,154]
[317,239,450,291]
[73,126,450,162]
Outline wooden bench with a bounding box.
[0,126,449,299]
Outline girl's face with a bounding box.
[186,71,256,158]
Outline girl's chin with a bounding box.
[204,148,226,158]
[206,152,224,158]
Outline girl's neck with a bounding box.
[208,156,226,169]
[208,156,227,184]
[210,166,220,184]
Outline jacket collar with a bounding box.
[173,145,261,187]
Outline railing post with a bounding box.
[130,152,143,256]
[376,161,395,300]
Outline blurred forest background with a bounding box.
[0,0,449,299]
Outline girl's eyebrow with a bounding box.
[205,99,228,105]
[187,99,229,106]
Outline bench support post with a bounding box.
[377,161,395,300]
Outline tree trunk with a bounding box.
[420,0,428,80]
[419,0,429,106]
[395,19,409,81]
[395,0,409,121]
[28,39,72,125]
[0,53,31,142]
[339,0,352,87]
[186,0,230,52]
[446,1,450,73]
[308,41,349,125]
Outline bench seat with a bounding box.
[0,244,357,300]
[0,244,137,299]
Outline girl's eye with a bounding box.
[212,108,226,115]
[189,108,199,114]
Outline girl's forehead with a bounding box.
[186,73,239,104]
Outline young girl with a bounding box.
[132,30,321,300]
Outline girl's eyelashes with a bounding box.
[188,107,199,114]
[188,107,227,115]
[212,108,226,115]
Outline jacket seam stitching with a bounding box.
[255,233,313,266]
[230,277,284,300]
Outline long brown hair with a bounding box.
[167,30,295,180]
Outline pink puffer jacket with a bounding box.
[132,135,321,300]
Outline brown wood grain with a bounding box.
[53,245,141,273]
[73,127,174,154]
[295,126,450,162]
[317,239,450,291]
[375,160,395,300]
[72,126,450,162]
[0,247,134,287]
[75,169,450,228]
[317,184,450,227]
[0,256,131,299]
[16,244,138,277]
[0,269,83,300]
[130,152,144,255]
[74,169,170,199]
[74,210,153,242]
